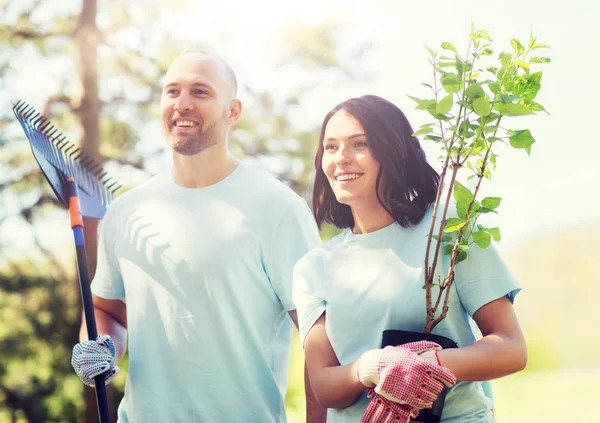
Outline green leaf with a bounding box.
[509,129,536,150]
[443,218,467,233]
[532,43,550,49]
[413,125,434,136]
[479,48,493,56]
[513,71,542,101]
[443,244,454,255]
[453,181,474,203]
[478,207,498,214]
[494,102,535,116]
[426,44,436,57]
[500,94,524,101]
[455,250,468,264]
[407,95,437,111]
[438,61,456,68]
[436,94,453,115]
[465,83,485,99]
[455,58,464,77]
[424,135,443,142]
[525,100,548,113]
[487,66,499,75]
[470,29,492,42]
[456,200,468,219]
[440,73,462,94]
[472,230,491,248]
[514,60,530,71]
[473,96,491,117]
[510,39,526,56]
[441,42,458,54]
[529,56,551,64]
[490,153,497,170]
[499,52,512,66]
[432,235,453,242]
[481,197,502,209]
[529,31,536,48]
[487,81,500,94]
[487,227,501,242]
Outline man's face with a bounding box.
[160,54,233,156]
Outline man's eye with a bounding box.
[193,89,207,95]
[167,89,178,95]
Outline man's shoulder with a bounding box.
[105,172,166,211]
[239,162,304,204]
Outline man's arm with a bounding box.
[288,310,327,423]
[79,294,128,363]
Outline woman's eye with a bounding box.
[355,141,368,147]
[324,144,337,150]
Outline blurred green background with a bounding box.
[1,0,598,422]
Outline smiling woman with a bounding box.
[293,94,526,423]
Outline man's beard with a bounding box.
[172,111,227,156]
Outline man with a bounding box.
[71,51,325,422]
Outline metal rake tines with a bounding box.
[12,100,121,207]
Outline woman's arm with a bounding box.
[304,313,366,409]
[436,295,527,381]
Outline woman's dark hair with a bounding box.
[312,94,440,230]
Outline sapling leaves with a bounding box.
[416,26,549,333]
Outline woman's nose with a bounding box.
[334,147,352,166]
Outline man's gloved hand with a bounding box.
[71,334,120,388]
[361,389,420,423]
[357,341,456,409]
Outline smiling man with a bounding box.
[70,51,325,423]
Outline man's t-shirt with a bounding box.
[92,162,321,423]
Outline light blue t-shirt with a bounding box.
[91,162,321,423]
[293,206,520,423]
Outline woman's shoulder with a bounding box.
[295,230,347,270]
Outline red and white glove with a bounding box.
[361,389,420,423]
[357,341,456,409]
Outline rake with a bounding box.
[12,100,121,423]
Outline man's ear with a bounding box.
[227,99,243,125]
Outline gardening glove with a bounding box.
[357,341,456,409]
[71,334,120,388]
[361,389,420,423]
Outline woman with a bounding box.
[293,95,526,422]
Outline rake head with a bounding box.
[12,100,121,219]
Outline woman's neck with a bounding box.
[351,204,395,234]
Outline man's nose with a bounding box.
[175,92,193,112]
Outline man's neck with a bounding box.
[171,147,240,188]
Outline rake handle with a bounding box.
[68,178,111,423]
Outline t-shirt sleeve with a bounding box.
[265,198,322,311]
[90,206,126,300]
[452,241,521,317]
[292,258,326,347]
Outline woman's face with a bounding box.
[321,109,381,210]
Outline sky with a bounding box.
[1,0,598,258]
